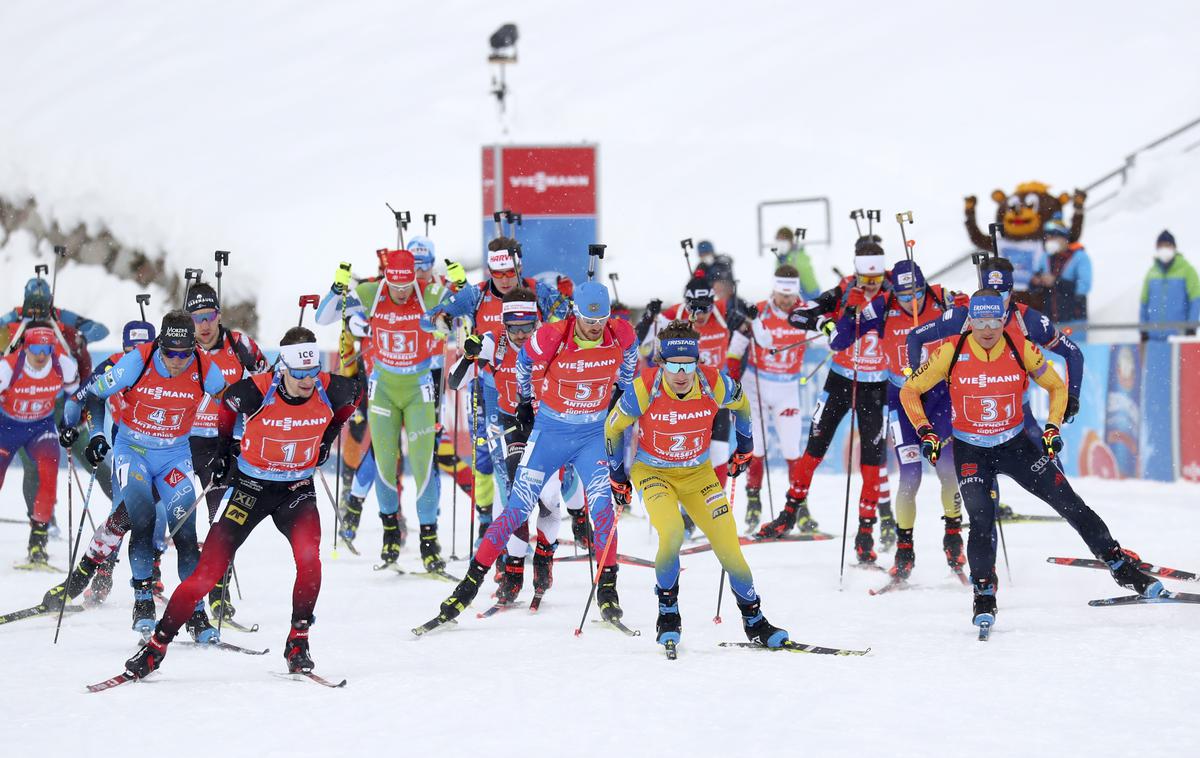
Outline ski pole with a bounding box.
[386,204,410,248]
[54,456,97,644]
[608,273,621,303]
[996,503,1012,584]
[136,293,151,322]
[679,238,695,278]
[468,377,480,560]
[574,488,624,636]
[714,474,736,624]
[838,312,861,590]
[587,244,606,282]
[895,212,918,329]
[750,342,776,519]
[316,468,343,560]
[70,467,98,533]
[296,294,320,327]
[448,342,461,561]
[849,210,865,238]
[769,332,825,355]
[214,250,230,306]
[166,476,221,541]
[800,353,831,386]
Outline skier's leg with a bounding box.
[272,479,322,624]
[635,461,686,591]
[680,464,755,601]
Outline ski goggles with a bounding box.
[969,317,1004,330]
[26,343,53,356]
[285,365,322,379]
[686,300,714,315]
[895,289,920,303]
[160,347,192,360]
[505,321,536,336]
[576,313,608,327]
[414,259,434,271]
[279,342,322,378]
[856,273,885,287]
[662,360,698,375]
[190,310,220,325]
[490,268,518,280]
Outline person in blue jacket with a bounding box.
[1035,218,1092,326]
[1140,230,1200,341]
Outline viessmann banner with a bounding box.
[481,144,599,286]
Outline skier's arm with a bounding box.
[604,377,648,475]
[614,321,639,394]
[1024,342,1066,426]
[321,374,363,449]
[719,372,753,445]
[536,281,571,321]
[57,309,109,343]
[422,284,482,332]
[1025,307,1084,398]
[899,343,954,431]
[236,333,270,374]
[907,308,963,373]
[60,356,80,396]
[314,285,366,326]
[217,378,263,439]
[517,324,562,399]
[446,334,495,390]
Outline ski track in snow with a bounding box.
[1,468,1197,757]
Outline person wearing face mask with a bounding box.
[1140,230,1200,342]
[756,239,893,569]
[772,227,822,300]
[1034,218,1092,326]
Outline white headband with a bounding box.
[854,254,886,276]
[279,342,321,370]
[487,249,515,271]
[773,277,801,295]
[501,300,537,317]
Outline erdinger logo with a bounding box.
[561,358,616,372]
[649,410,708,423]
[958,373,1020,388]
[261,417,325,431]
[509,172,589,193]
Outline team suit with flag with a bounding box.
[757,240,894,563]
[0,325,79,564]
[604,325,789,650]
[122,334,360,678]
[62,312,227,637]
[900,291,1162,630]
[849,260,968,578]
[315,250,449,571]
[429,282,638,625]
[422,243,570,539]
[725,267,812,528]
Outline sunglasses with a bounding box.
[663,361,698,374]
[26,344,53,356]
[160,348,192,360]
[190,310,220,325]
[491,269,518,280]
[414,262,433,272]
[970,318,1004,330]
[576,314,608,327]
[286,365,322,379]
[505,322,536,336]
[857,274,885,287]
[687,302,714,315]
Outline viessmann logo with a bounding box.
[648,410,708,423]
[562,358,616,372]
[136,386,195,400]
[374,311,416,325]
[261,418,325,431]
[509,173,590,193]
[957,373,1021,388]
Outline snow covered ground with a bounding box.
[2,467,1198,757]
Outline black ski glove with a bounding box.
[84,435,110,468]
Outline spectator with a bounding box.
[692,239,732,281]
[1035,217,1091,324]
[1140,230,1200,341]
[772,226,821,300]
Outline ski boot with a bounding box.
[208,570,236,621]
[655,583,681,647]
[131,578,157,639]
[854,517,878,565]
[340,494,364,543]
[878,506,898,553]
[737,597,788,648]
[43,556,100,610]
[532,536,556,594]
[26,520,50,566]
[971,575,997,629]
[568,508,590,548]
[889,528,915,580]
[996,502,1015,521]
[943,515,966,570]
[185,605,219,644]
[125,628,171,679]
[496,554,525,605]
[85,551,119,606]
[437,560,488,621]
[744,488,762,531]
[756,495,798,539]
[284,619,315,673]
[150,549,165,598]
[380,513,402,565]
[1104,547,1164,598]
[597,565,623,622]
[420,524,446,572]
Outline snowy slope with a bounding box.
[3,1,1200,343]
[2,469,1197,757]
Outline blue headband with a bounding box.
[660,337,700,361]
[969,294,1005,320]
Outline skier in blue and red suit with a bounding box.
[427,281,638,625]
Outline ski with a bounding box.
[86,672,137,693]
[999,513,1064,524]
[951,566,969,585]
[868,576,911,596]
[718,640,870,656]
[1047,557,1198,583]
[477,601,526,619]
[977,621,992,641]
[592,618,641,636]
[12,561,66,574]
[529,592,545,613]
[272,671,347,688]
[177,640,269,655]
[664,640,678,660]
[554,552,655,568]
[0,602,84,626]
[1088,590,1200,607]
[374,563,459,582]
[851,561,888,574]
[373,562,406,574]
[680,532,833,557]
[411,616,458,637]
[337,536,361,556]
[215,617,260,634]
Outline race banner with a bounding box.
[1104,343,1141,479]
